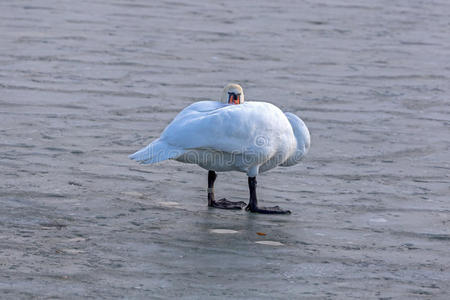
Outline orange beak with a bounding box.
[228,93,240,104]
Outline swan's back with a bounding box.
[161,101,296,158]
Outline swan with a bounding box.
[129,83,310,214]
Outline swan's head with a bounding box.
[221,83,244,104]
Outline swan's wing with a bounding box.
[160,101,291,157]
[129,138,186,164]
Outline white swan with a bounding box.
[130,83,310,214]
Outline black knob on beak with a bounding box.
[228,92,240,104]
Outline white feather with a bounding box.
[129,101,310,177]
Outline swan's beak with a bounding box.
[228,93,241,104]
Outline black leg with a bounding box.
[207,170,246,210]
[245,177,291,214]
[207,170,217,206]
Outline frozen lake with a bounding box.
[1,0,449,298]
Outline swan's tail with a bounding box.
[129,139,185,164]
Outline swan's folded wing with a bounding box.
[129,138,187,164]
[160,101,282,157]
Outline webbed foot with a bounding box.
[245,205,291,214]
[210,198,247,210]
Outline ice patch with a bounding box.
[158,201,181,207]
[209,229,238,234]
[255,241,284,246]
[61,249,85,254]
[369,217,387,223]
[68,237,86,242]
[122,191,144,198]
